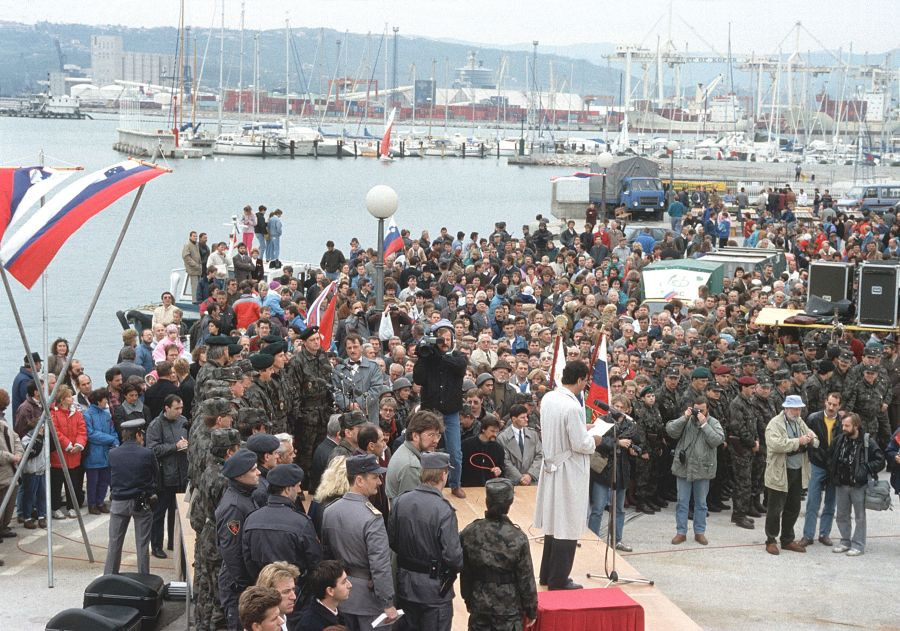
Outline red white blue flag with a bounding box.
[307,281,338,349]
[0,166,77,242]
[383,217,403,257]
[0,159,169,289]
[586,334,610,415]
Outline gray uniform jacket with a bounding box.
[666,414,725,481]
[321,492,394,615]
[497,424,543,485]
[332,358,388,423]
[385,441,422,499]
[387,484,463,603]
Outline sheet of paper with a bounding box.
[588,418,615,438]
[372,610,405,628]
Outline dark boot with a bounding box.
[747,505,762,518]
[754,497,767,514]
[733,515,755,530]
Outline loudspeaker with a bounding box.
[83,573,165,630]
[808,262,853,303]
[857,263,900,328]
[46,605,141,631]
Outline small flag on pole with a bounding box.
[586,335,610,415]
[383,217,403,257]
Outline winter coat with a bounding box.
[49,405,87,470]
[0,418,24,486]
[764,411,818,493]
[145,412,189,488]
[82,404,119,470]
[21,429,45,475]
[666,413,725,481]
[830,431,886,488]
[267,215,283,239]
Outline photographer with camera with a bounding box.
[763,395,818,555]
[666,398,724,546]
[413,319,468,498]
[105,418,159,575]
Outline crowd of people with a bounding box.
[2,186,900,630]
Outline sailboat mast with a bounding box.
[285,17,290,119]
[253,33,259,121]
[217,0,224,136]
[238,1,244,116]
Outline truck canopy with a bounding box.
[589,156,660,203]
[641,259,724,301]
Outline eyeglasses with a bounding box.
[422,431,442,439]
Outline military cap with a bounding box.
[485,478,515,507]
[640,358,655,368]
[200,397,234,419]
[121,418,146,430]
[740,356,757,365]
[864,346,882,357]
[236,359,254,374]
[267,463,304,486]
[639,386,654,398]
[222,448,257,478]
[817,360,835,374]
[249,353,274,370]
[210,428,241,455]
[838,350,854,361]
[737,376,758,387]
[651,350,666,360]
[756,375,773,386]
[297,326,319,341]
[346,453,387,476]
[246,433,280,455]
[340,410,368,430]
[215,366,242,382]
[691,367,711,379]
[262,334,282,345]
[784,344,800,354]
[462,378,476,391]
[765,350,780,360]
[492,360,513,373]
[237,407,270,429]
[204,335,232,347]
[676,345,691,356]
[476,373,495,386]
[773,370,791,382]
[420,452,452,470]
[706,384,724,393]
[261,340,287,355]
[204,381,234,400]
[790,362,811,374]
[227,343,245,357]
[665,367,680,377]
[863,365,879,373]
[392,377,412,391]
[746,341,760,352]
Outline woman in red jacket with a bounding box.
[49,385,87,519]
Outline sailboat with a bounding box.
[379,108,396,161]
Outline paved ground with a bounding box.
[3,492,898,630]
[615,494,900,631]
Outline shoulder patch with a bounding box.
[227,519,241,536]
[365,501,382,516]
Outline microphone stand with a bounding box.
[587,416,655,588]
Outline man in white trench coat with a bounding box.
[533,360,603,590]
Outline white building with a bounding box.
[90,35,176,89]
[864,90,889,123]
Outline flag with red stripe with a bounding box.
[586,335,610,415]
[1,159,169,289]
[383,217,403,257]
[0,166,76,242]
[306,281,338,350]
[548,334,566,388]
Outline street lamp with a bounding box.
[595,151,614,221]
[666,140,679,204]
[366,184,399,313]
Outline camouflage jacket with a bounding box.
[632,400,665,446]
[727,394,758,450]
[459,515,537,619]
[286,348,333,414]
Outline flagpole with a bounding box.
[39,149,56,585]
[0,183,148,582]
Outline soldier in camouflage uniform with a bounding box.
[882,341,900,429]
[713,365,737,402]
[190,428,240,631]
[844,365,893,447]
[803,360,834,415]
[632,386,664,513]
[188,393,235,486]
[769,370,792,411]
[828,350,854,395]
[704,382,731,512]
[727,376,759,529]
[678,367,710,413]
[751,378,777,515]
[193,336,234,399]
[843,347,889,402]
[243,353,279,429]
[654,368,683,504]
[787,363,811,400]
[459,478,537,631]
[285,326,333,477]
[390,377,413,433]
[259,341,291,434]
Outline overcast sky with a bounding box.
[1,0,897,55]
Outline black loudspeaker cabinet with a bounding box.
[46,605,142,631]
[808,261,853,303]
[857,263,900,328]
[83,573,165,630]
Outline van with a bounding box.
[836,183,900,214]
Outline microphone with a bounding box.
[594,400,634,422]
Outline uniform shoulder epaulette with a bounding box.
[365,501,382,516]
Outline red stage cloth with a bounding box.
[534,587,644,631]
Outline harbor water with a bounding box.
[0,115,550,383]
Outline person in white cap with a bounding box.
[763,395,818,555]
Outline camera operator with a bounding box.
[412,319,468,499]
[666,398,724,546]
[587,395,640,552]
[105,418,159,575]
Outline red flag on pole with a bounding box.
[586,335,610,416]
[318,290,338,351]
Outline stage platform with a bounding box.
[446,486,700,631]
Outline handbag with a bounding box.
[589,451,608,475]
[863,434,892,511]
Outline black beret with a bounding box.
[267,463,304,486]
[222,449,257,478]
[249,353,274,369]
[261,341,287,356]
[246,433,280,455]
[297,326,319,341]
[227,343,245,357]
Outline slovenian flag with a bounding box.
[586,334,610,415]
[0,166,77,242]
[548,334,566,389]
[0,159,169,289]
[307,281,338,350]
[383,217,403,257]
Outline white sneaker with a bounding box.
[846,549,864,557]
[66,508,78,518]
[832,545,850,553]
[51,509,66,520]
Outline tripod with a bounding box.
[586,416,654,588]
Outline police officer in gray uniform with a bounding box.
[321,454,398,631]
[387,452,463,631]
[105,418,159,575]
[215,449,260,631]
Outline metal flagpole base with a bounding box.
[586,571,655,588]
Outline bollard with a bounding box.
[262,139,266,158]
[376,140,381,156]
[313,139,318,158]
[290,140,295,159]
[480,143,484,158]
[400,141,405,158]
[337,139,343,159]
[496,143,500,159]
[462,142,466,159]
[354,141,358,158]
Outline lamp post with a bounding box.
[666,140,679,204]
[595,151,614,221]
[366,184,398,314]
